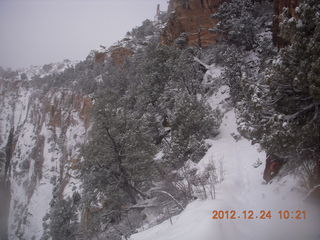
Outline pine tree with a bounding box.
[239,0,320,186]
[164,93,222,168]
[81,88,157,227]
[80,41,223,237]
[212,0,259,50]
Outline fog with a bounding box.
[0,0,169,69]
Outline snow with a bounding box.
[154,151,164,161]
[194,58,224,87]
[1,30,319,239]
[13,89,31,128]
[132,84,320,240]
[63,110,87,199]
[7,98,61,239]
[95,74,103,84]
[18,59,78,80]
[207,85,230,111]
[1,82,90,239]
[23,123,61,240]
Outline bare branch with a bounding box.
[151,190,184,210]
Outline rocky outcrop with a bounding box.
[94,52,107,64]
[273,0,300,47]
[263,154,285,183]
[161,0,224,47]
[274,0,299,18]
[110,47,134,65]
[94,47,134,65]
[163,0,300,48]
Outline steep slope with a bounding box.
[0,16,166,239]
[0,76,92,239]
[161,0,223,47]
[1,1,319,239]
[132,67,320,240]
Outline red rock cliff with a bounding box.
[273,0,300,47]
[94,47,134,65]
[162,0,224,47]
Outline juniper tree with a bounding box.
[81,88,157,224]
[163,93,222,169]
[48,198,79,240]
[80,41,223,237]
[131,20,157,40]
[211,0,274,102]
[238,0,320,186]
[212,0,259,50]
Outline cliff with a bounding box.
[161,0,224,47]
[273,0,300,47]
[1,1,317,239]
[274,0,299,18]
[94,46,134,65]
[0,76,92,239]
[163,0,301,48]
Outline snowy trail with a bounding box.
[132,86,320,240]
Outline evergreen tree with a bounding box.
[239,0,320,186]
[81,88,157,226]
[212,0,259,50]
[79,42,223,237]
[43,192,80,240]
[164,93,222,168]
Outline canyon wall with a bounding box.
[0,78,92,239]
[273,0,300,47]
[161,0,224,47]
[163,0,301,48]
[0,1,306,238]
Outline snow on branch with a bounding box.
[284,103,320,121]
[151,190,185,210]
[194,57,210,70]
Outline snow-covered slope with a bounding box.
[132,69,320,240]
[0,17,168,240]
[19,59,78,80]
[0,77,91,239]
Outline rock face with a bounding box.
[0,77,92,239]
[161,0,224,47]
[110,47,134,65]
[163,0,300,48]
[274,0,299,17]
[94,52,107,64]
[94,47,134,65]
[273,0,300,47]
[263,154,284,183]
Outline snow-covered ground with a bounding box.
[132,73,320,240]
[16,59,78,80]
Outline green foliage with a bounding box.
[82,88,157,206]
[31,60,100,94]
[0,67,18,80]
[212,0,259,50]
[131,20,157,40]
[211,0,274,102]
[80,43,222,237]
[164,93,222,168]
[266,0,320,160]
[218,44,245,102]
[43,193,80,240]
[238,0,320,185]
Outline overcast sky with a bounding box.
[0,0,169,69]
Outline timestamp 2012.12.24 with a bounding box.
[211,210,307,220]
